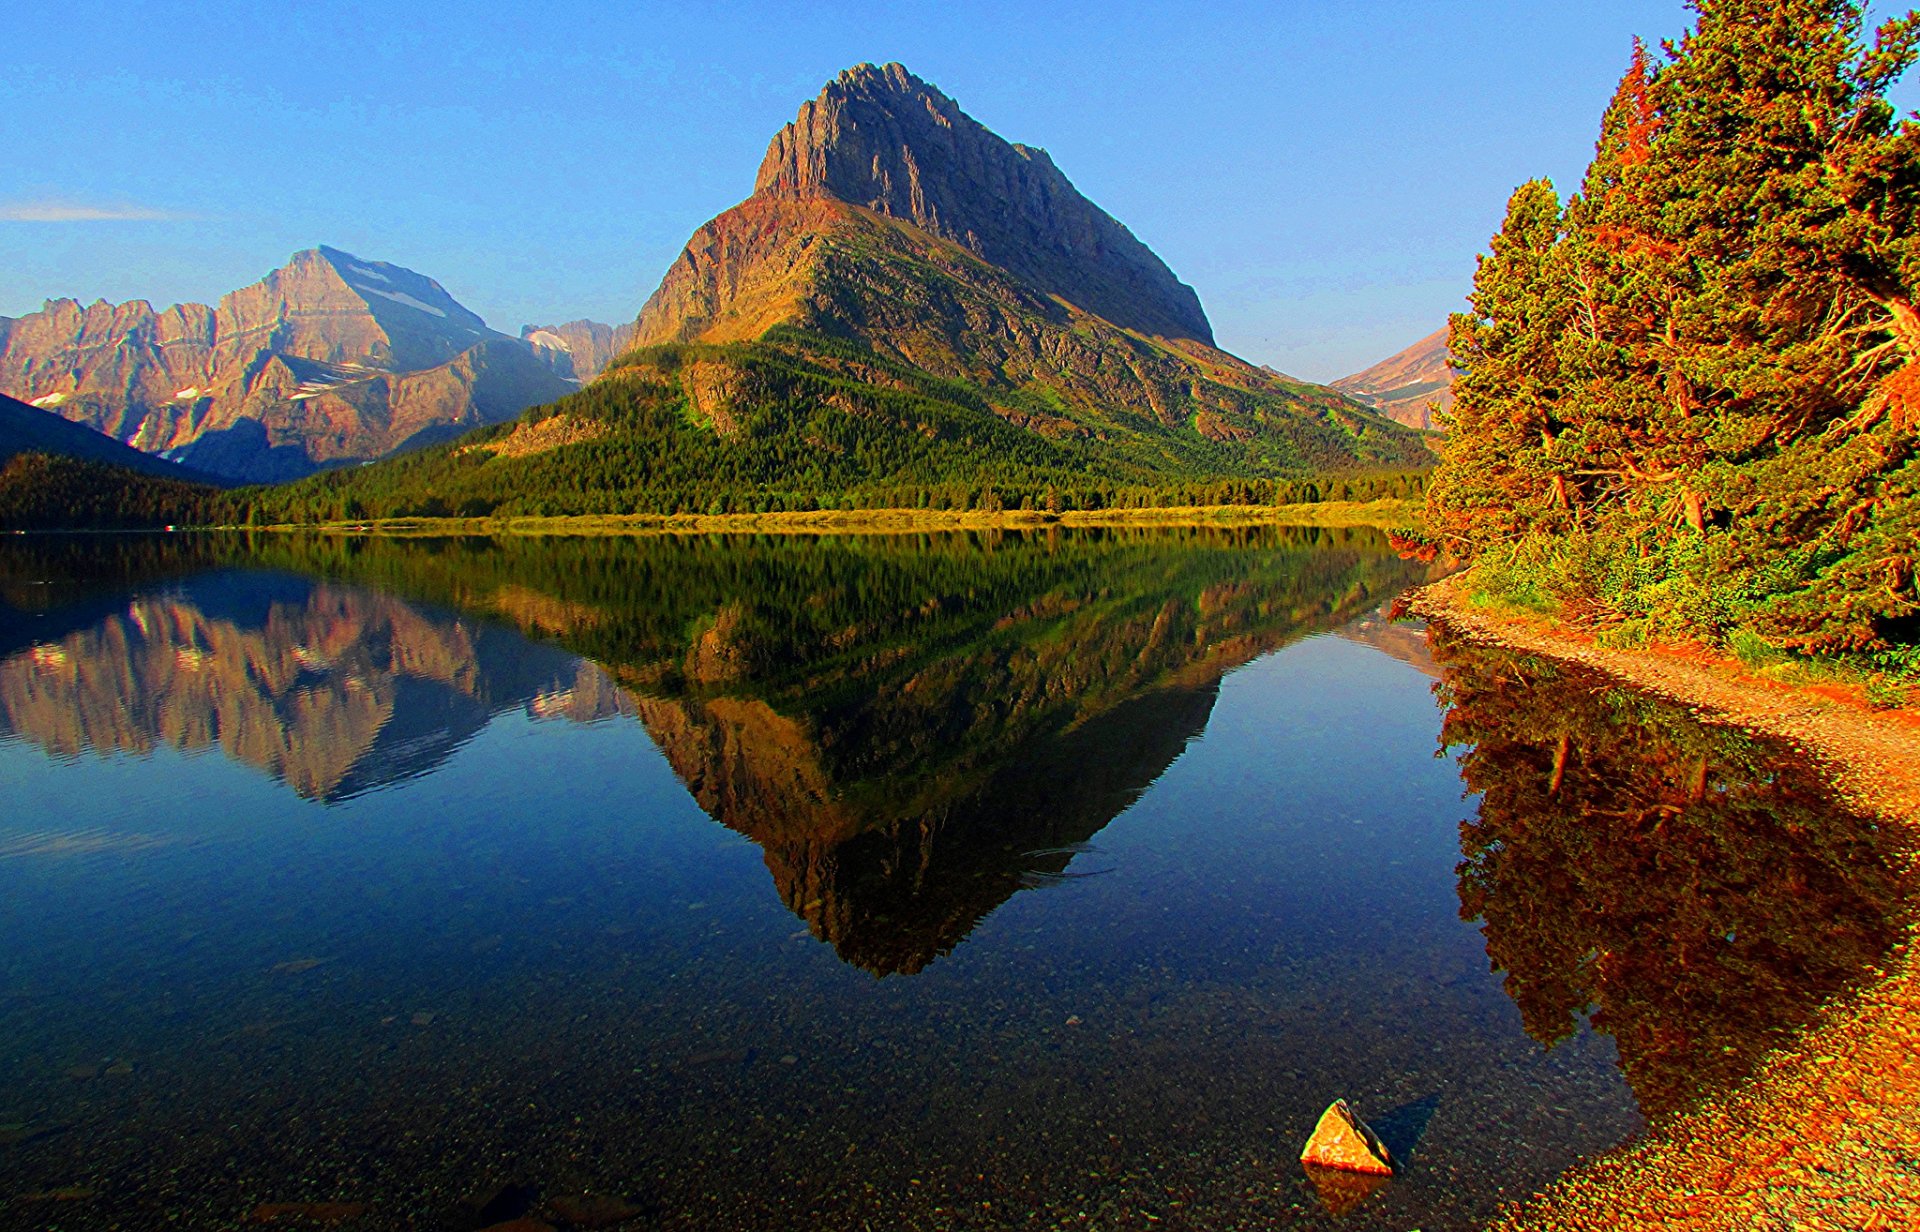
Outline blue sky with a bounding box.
[4,1,1915,380]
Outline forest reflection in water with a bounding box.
[0,529,1908,1230]
[1,526,1432,975]
[1434,625,1913,1122]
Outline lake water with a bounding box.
[0,529,1907,1231]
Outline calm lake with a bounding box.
[0,528,1906,1231]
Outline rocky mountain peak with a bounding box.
[0,247,567,482]
[750,62,1213,343]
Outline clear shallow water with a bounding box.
[0,530,1905,1231]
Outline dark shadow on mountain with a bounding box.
[177,418,321,484]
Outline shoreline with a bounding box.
[222,499,1420,537]
[1408,573,1920,1230]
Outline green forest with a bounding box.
[0,332,1428,531]
[227,334,1424,525]
[1426,0,1919,685]
[0,453,223,530]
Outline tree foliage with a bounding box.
[1429,1,1920,665]
[0,453,220,530]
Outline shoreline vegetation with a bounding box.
[206,498,1423,536]
[1411,572,1920,1230]
[1418,4,1919,701]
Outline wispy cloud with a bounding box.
[0,199,199,222]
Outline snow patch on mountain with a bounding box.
[361,287,449,318]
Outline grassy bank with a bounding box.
[233,498,1422,537]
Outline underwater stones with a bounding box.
[247,1201,371,1224]
[1300,1099,1393,1176]
[548,1193,645,1226]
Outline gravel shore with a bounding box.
[1409,574,1920,1231]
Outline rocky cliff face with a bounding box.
[0,248,573,482]
[752,63,1212,344]
[520,319,636,381]
[1333,328,1454,430]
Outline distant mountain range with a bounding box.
[1333,328,1454,430]
[1,64,1433,519]
[224,64,1428,522]
[0,246,579,483]
[519,320,634,383]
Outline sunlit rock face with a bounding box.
[1333,328,1455,431]
[519,320,635,382]
[0,247,572,482]
[751,62,1214,345]
[0,574,631,801]
[1434,627,1914,1119]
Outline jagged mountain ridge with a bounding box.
[750,62,1212,343]
[1333,328,1454,430]
[0,247,574,483]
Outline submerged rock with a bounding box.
[1299,1099,1394,1176]
[247,1201,371,1224]
[548,1193,644,1226]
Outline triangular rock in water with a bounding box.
[1300,1099,1394,1176]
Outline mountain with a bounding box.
[1333,328,1454,430]
[627,64,1423,469]
[0,247,574,483]
[709,60,1211,344]
[520,320,635,381]
[239,65,1429,522]
[0,391,225,529]
[0,391,216,480]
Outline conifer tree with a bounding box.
[1432,0,1920,663]
[1426,179,1571,548]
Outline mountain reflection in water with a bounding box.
[0,573,631,802]
[1433,626,1914,1121]
[5,530,1909,1230]
[0,528,1430,974]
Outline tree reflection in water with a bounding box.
[1435,626,1913,1120]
